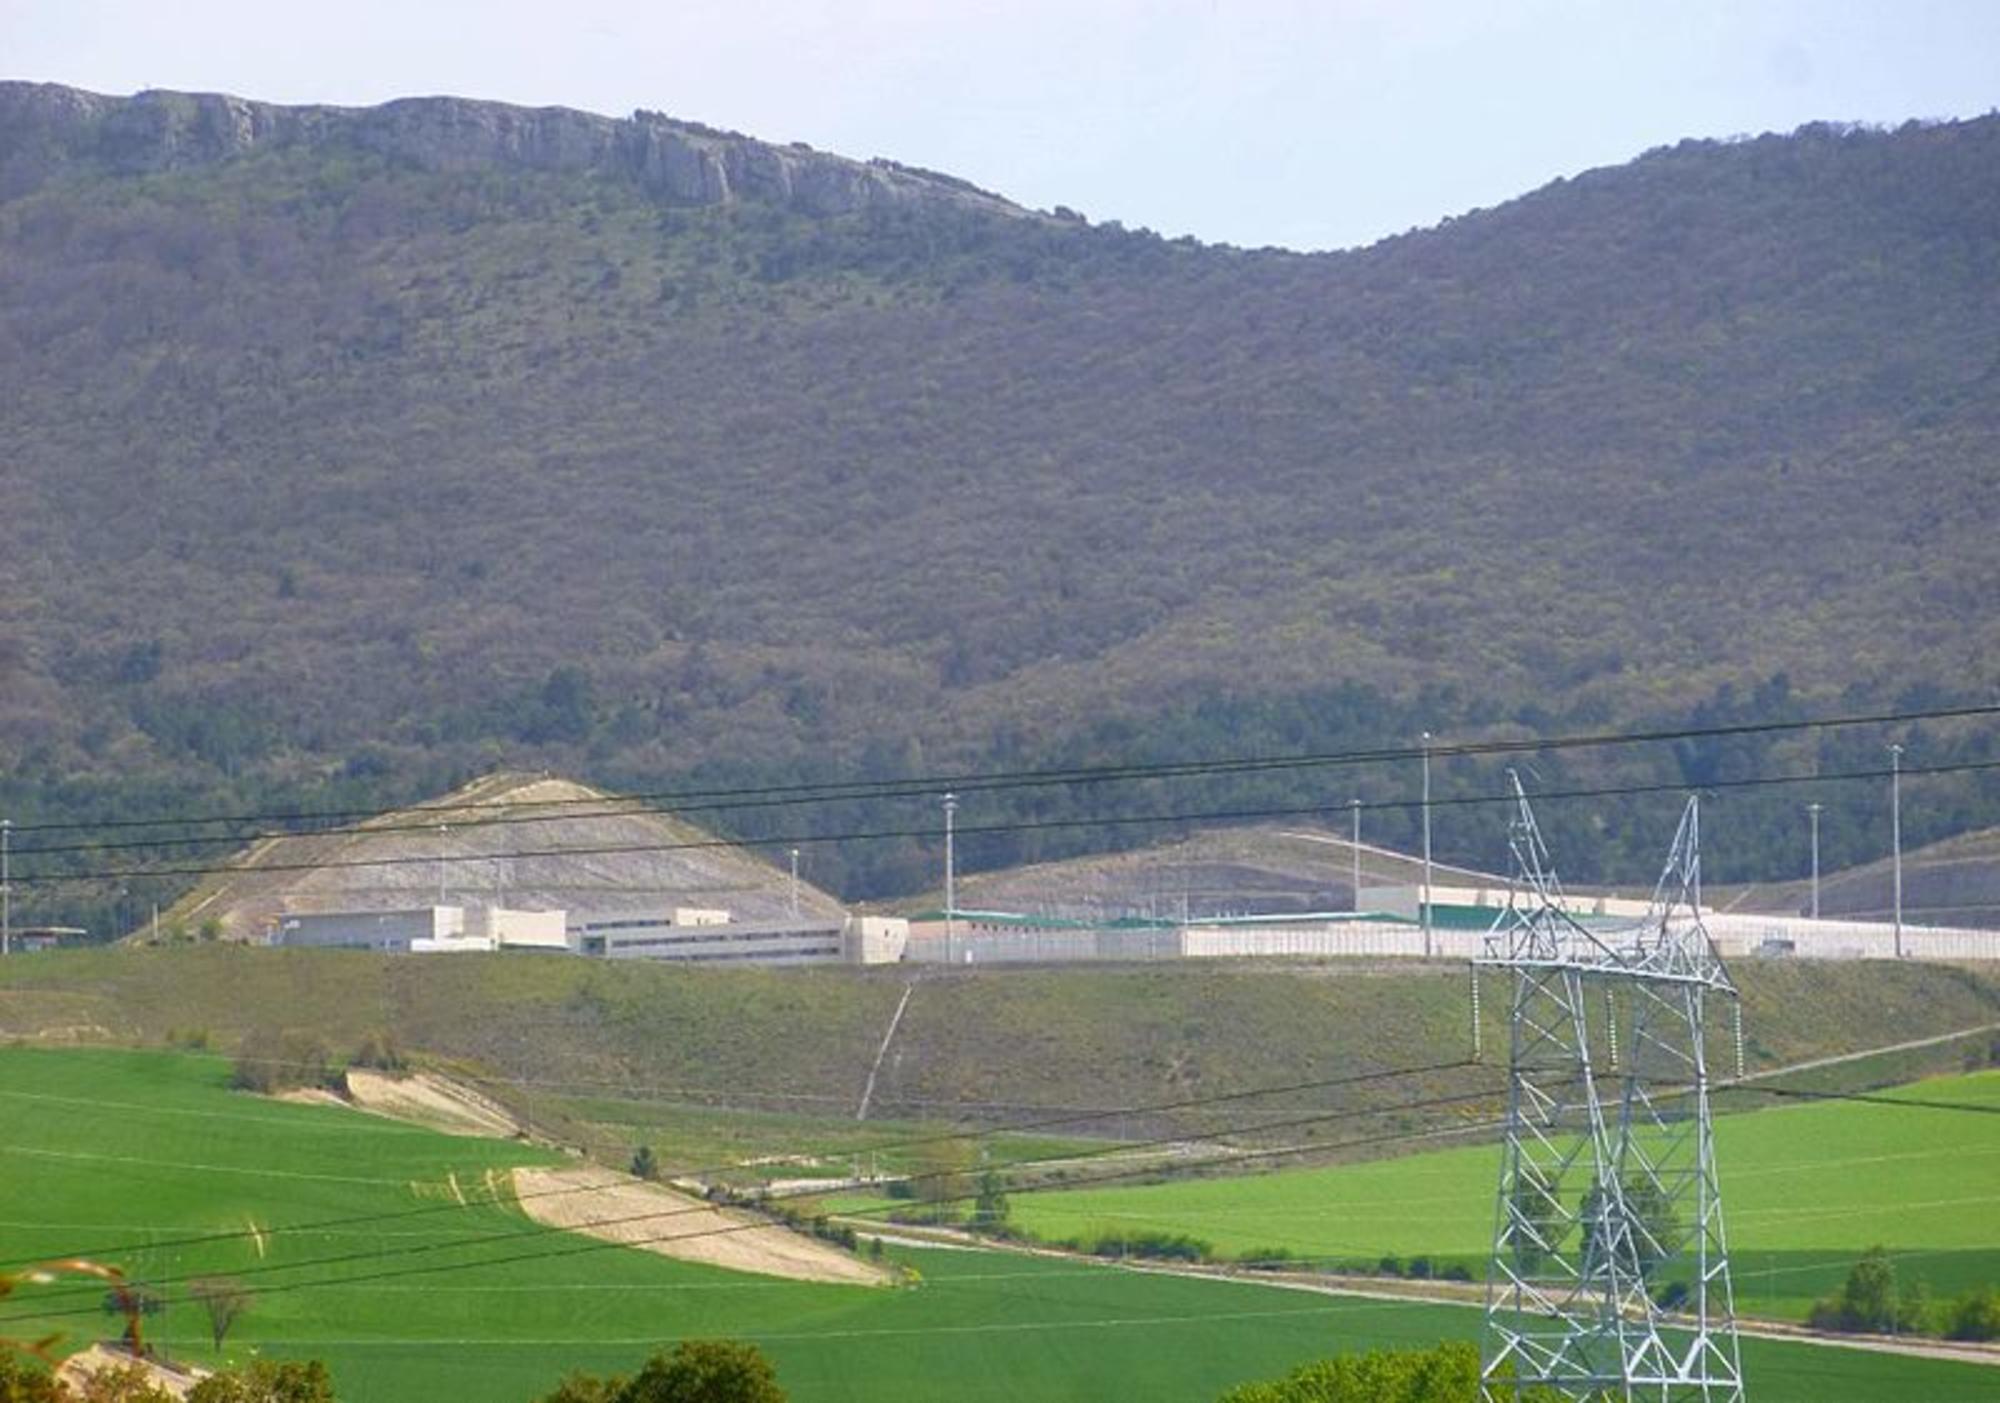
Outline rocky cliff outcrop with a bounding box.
[0,81,1032,218]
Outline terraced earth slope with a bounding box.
[891,823,1508,920]
[150,771,843,941]
[1718,823,2000,928]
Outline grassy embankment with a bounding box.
[2,948,1994,1132]
[0,1047,1993,1402]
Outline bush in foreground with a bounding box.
[1216,1342,1574,1403]
[536,1340,785,1403]
[186,1361,334,1403]
[1216,1341,1481,1403]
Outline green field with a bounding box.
[1005,1071,2000,1321]
[0,1047,1993,1401]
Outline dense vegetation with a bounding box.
[3,92,1998,928]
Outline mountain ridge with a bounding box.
[1,86,1996,921]
[0,80,1033,219]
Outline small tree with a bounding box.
[349,1032,407,1074]
[968,1166,1010,1235]
[909,1139,973,1225]
[619,1340,786,1403]
[1579,1175,1682,1281]
[1897,1276,1933,1335]
[1946,1284,2000,1342]
[231,1031,331,1095]
[1505,1166,1564,1273]
[1808,1246,1920,1334]
[630,1145,660,1182]
[189,1277,252,1352]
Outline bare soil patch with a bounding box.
[57,1344,208,1399]
[514,1165,891,1285]
[343,1069,523,1138]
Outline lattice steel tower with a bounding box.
[1477,776,1745,1402]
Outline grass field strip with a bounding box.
[108,1293,1434,1348]
[246,1269,1071,1292]
[0,1143,420,1184]
[1040,1150,2000,1224]
[0,1083,1528,1322]
[49,1074,1984,1318]
[3,1058,1508,1296]
[0,1219,494,1240]
[18,1075,1988,1217]
[0,1084,441,1132]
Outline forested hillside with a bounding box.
[2,86,1997,927]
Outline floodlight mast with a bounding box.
[1476,774,1744,1403]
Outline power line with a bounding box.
[14,755,2000,888]
[10,699,1997,843]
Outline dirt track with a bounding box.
[514,1165,891,1285]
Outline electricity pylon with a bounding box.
[1478,775,1745,1401]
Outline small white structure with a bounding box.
[277,905,568,954]
[1358,882,1660,922]
[842,916,909,964]
[467,906,572,951]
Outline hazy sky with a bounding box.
[6,1,1996,250]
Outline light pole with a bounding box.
[436,823,449,911]
[942,793,958,964]
[789,848,800,919]
[1350,797,1362,912]
[1,817,10,957]
[1807,802,1822,920]
[1421,733,1434,959]
[1889,744,1904,958]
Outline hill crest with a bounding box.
[153,771,845,940]
[0,80,1033,219]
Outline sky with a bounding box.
[5,0,1997,251]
